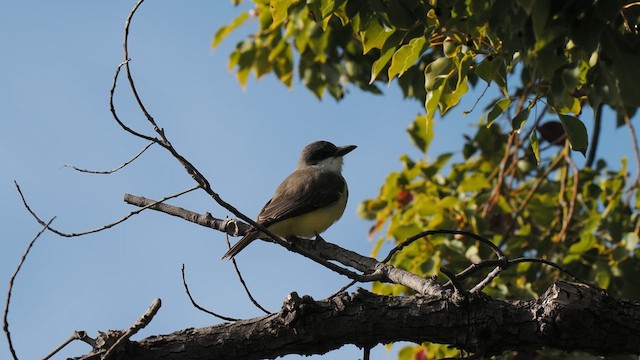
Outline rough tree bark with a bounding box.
[73,281,640,360]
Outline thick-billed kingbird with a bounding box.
[222,140,356,259]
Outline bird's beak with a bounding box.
[334,144,357,157]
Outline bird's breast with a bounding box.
[267,190,348,238]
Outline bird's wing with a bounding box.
[257,168,346,227]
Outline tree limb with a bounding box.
[71,282,640,360]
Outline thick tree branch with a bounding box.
[72,282,640,360]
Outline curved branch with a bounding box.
[181,265,238,322]
[4,218,55,360]
[16,181,199,237]
[63,141,154,174]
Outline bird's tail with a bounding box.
[221,230,259,260]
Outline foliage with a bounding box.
[217,0,640,358]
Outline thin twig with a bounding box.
[498,152,565,248]
[63,142,154,174]
[556,149,579,243]
[123,0,163,136]
[509,257,603,291]
[330,280,357,298]
[102,298,162,359]
[462,82,490,115]
[623,111,640,207]
[114,0,297,260]
[226,234,271,314]
[43,331,95,360]
[469,265,503,294]
[15,180,199,237]
[440,267,469,300]
[4,218,55,360]
[382,229,505,264]
[181,265,238,321]
[110,61,157,143]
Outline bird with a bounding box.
[222,140,356,260]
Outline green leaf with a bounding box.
[475,57,498,83]
[530,129,540,164]
[439,77,468,114]
[531,0,549,41]
[360,18,394,54]
[270,0,294,28]
[424,57,453,91]
[425,77,445,120]
[407,114,434,154]
[558,114,588,155]
[602,29,640,106]
[511,108,530,133]
[369,31,405,83]
[213,12,249,49]
[487,98,511,127]
[320,0,336,19]
[388,37,427,80]
[458,173,491,192]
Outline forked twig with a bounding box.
[15,180,199,237]
[102,298,162,359]
[4,218,55,360]
[43,331,95,360]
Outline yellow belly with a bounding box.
[267,195,348,238]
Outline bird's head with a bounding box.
[298,141,357,173]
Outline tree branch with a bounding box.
[71,282,640,360]
[123,193,443,296]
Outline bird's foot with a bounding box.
[314,232,326,243]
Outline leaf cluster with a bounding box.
[216,0,640,152]
[217,1,640,357]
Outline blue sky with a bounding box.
[1,1,636,360]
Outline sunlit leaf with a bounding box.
[487,98,511,127]
[407,114,433,154]
[530,129,540,164]
[511,108,530,133]
[388,37,427,80]
[213,12,249,49]
[270,0,294,28]
[360,18,394,54]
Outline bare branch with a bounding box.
[623,111,640,207]
[63,142,154,174]
[43,331,95,360]
[123,194,443,295]
[113,0,296,263]
[4,217,55,360]
[123,194,246,235]
[181,264,238,322]
[109,61,157,143]
[15,180,199,237]
[382,229,505,263]
[225,234,271,314]
[509,257,603,292]
[102,298,162,359]
[123,0,163,137]
[469,265,503,294]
